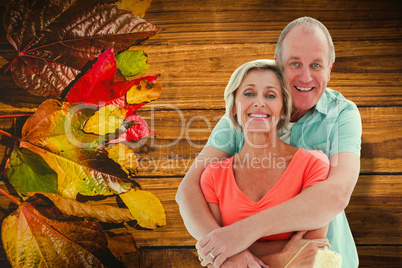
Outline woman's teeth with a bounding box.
[249,114,269,118]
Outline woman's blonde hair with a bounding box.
[224,59,292,130]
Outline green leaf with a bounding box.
[20,99,131,199]
[116,50,150,77]
[6,147,57,198]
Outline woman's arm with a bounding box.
[197,152,359,268]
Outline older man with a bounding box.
[176,17,361,267]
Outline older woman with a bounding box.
[198,60,329,267]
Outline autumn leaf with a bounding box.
[119,189,165,229]
[67,47,118,105]
[0,55,8,69]
[107,74,160,111]
[110,111,155,143]
[126,80,162,104]
[19,99,132,199]
[27,192,135,224]
[104,231,139,258]
[116,0,153,18]
[66,48,161,110]
[1,194,123,267]
[106,143,139,176]
[84,105,128,135]
[4,0,160,98]
[116,50,150,77]
[6,147,57,198]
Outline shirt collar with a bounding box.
[296,88,329,123]
[314,89,329,115]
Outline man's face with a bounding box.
[280,25,333,120]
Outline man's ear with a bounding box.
[328,62,334,81]
[275,56,279,64]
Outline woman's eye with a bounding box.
[244,92,253,96]
[267,94,276,99]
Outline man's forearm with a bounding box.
[177,178,220,240]
[176,146,230,240]
[239,152,360,238]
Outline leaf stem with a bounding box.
[0,188,21,206]
[0,114,32,119]
[0,129,21,142]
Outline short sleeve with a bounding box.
[329,102,362,158]
[200,165,219,204]
[303,150,330,188]
[206,115,242,155]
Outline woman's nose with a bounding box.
[254,97,265,107]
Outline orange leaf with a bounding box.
[126,80,162,104]
[28,192,134,224]
[1,194,122,267]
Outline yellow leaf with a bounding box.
[0,55,8,69]
[119,189,165,229]
[126,81,161,104]
[116,0,152,18]
[83,105,128,135]
[106,143,138,176]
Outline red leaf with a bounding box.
[67,47,160,108]
[67,47,117,105]
[107,74,160,110]
[4,0,160,98]
[110,112,154,143]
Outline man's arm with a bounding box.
[176,145,230,240]
[197,152,360,268]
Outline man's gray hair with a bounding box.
[275,17,335,67]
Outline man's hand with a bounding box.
[199,249,268,268]
[196,222,258,268]
[279,231,328,268]
[221,250,269,268]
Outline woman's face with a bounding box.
[234,69,284,133]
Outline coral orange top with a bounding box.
[200,148,329,241]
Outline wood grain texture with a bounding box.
[0,0,401,266]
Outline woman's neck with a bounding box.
[239,131,284,158]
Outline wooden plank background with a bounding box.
[0,0,401,267]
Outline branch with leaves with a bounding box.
[1,0,166,266]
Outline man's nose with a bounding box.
[299,66,313,83]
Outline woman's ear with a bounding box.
[232,103,237,116]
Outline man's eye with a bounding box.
[312,63,321,68]
[291,62,298,66]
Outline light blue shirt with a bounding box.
[207,88,362,267]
